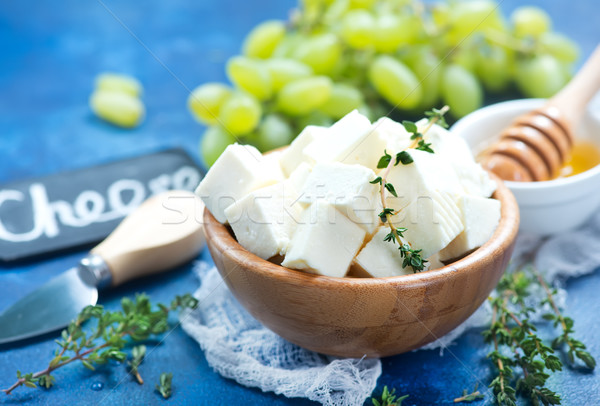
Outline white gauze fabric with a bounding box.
[181,209,600,405]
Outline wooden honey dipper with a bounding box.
[481,45,600,182]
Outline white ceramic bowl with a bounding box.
[451,98,600,236]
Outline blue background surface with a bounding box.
[0,1,599,405]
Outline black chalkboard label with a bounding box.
[0,149,203,262]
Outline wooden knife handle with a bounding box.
[91,190,206,286]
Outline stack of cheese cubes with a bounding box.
[196,110,500,278]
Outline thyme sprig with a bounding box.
[128,345,146,384]
[2,293,198,396]
[156,372,173,399]
[371,386,409,406]
[454,384,485,403]
[371,106,449,273]
[483,267,596,406]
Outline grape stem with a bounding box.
[484,29,533,54]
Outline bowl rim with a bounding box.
[451,98,600,190]
[203,172,520,288]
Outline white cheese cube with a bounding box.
[384,148,464,212]
[420,121,476,164]
[224,182,302,260]
[372,116,412,156]
[280,125,327,176]
[439,196,501,261]
[391,190,464,258]
[427,253,445,271]
[287,162,312,201]
[352,227,413,277]
[303,110,385,169]
[451,161,497,197]
[196,143,266,223]
[299,162,381,234]
[259,150,286,186]
[282,201,366,277]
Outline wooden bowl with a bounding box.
[203,173,519,358]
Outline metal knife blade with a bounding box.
[0,267,98,344]
[0,190,206,345]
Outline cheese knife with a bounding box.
[0,190,205,345]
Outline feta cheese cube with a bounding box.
[352,227,413,278]
[451,161,497,197]
[420,121,476,164]
[287,162,312,201]
[439,196,501,262]
[224,182,302,260]
[371,116,412,156]
[385,149,464,212]
[299,162,381,234]
[280,125,327,176]
[282,201,366,277]
[195,143,266,223]
[259,150,286,185]
[303,110,386,169]
[391,189,464,258]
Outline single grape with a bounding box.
[219,92,262,135]
[319,83,364,119]
[277,76,332,116]
[226,56,272,101]
[323,0,350,25]
[373,14,416,53]
[440,64,483,118]
[255,114,295,152]
[475,45,511,92]
[511,6,551,38]
[340,9,375,49]
[272,32,305,58]
[349,0,376,8]
[265,58,313,91]
[242,20,286,59]
[539,32,579,63]
[90,90,145,128]
[95,73,142,97]
[368,55,422,110]
[200,125,236,167]
[188,83,232,124]
[404,48,442,111]
[292,33,342,75]
[515,55,566,98]
[447,0,504,44]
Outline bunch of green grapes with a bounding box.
[189,0,579,166]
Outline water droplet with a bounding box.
[91,382,104,391]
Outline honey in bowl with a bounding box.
[559,139,600,177]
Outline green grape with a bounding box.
[188,83,232,124]
[368,55,422,110]
[255,114,294,152]
[515,55,566,98]
[349,0,375,8]
[539,32,579,63]
[440,64,483,118]
[90,90,145,128]
[242,20,286,59]
[447,0,504,44]
[95,73,142,97]
[296,110,334,129]
[323,0,350,26]
[404,48,442,110]
[319,83,364,119]
[511,6,551,38]
[218,92,262,135]
[226,56,272,101]
[373,14,416,53]
[475,45,511,92]
[450,45,478,72]
[200,125,236,167]
[293,33,342,74]
[340,9,375,49]
[272,32,305,58]
[277,76,333,116]
[265,58,313,91]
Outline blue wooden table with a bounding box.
[0,1,598,405]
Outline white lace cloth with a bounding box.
[181,210,600,405]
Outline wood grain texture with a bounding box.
[203,174,519,358]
